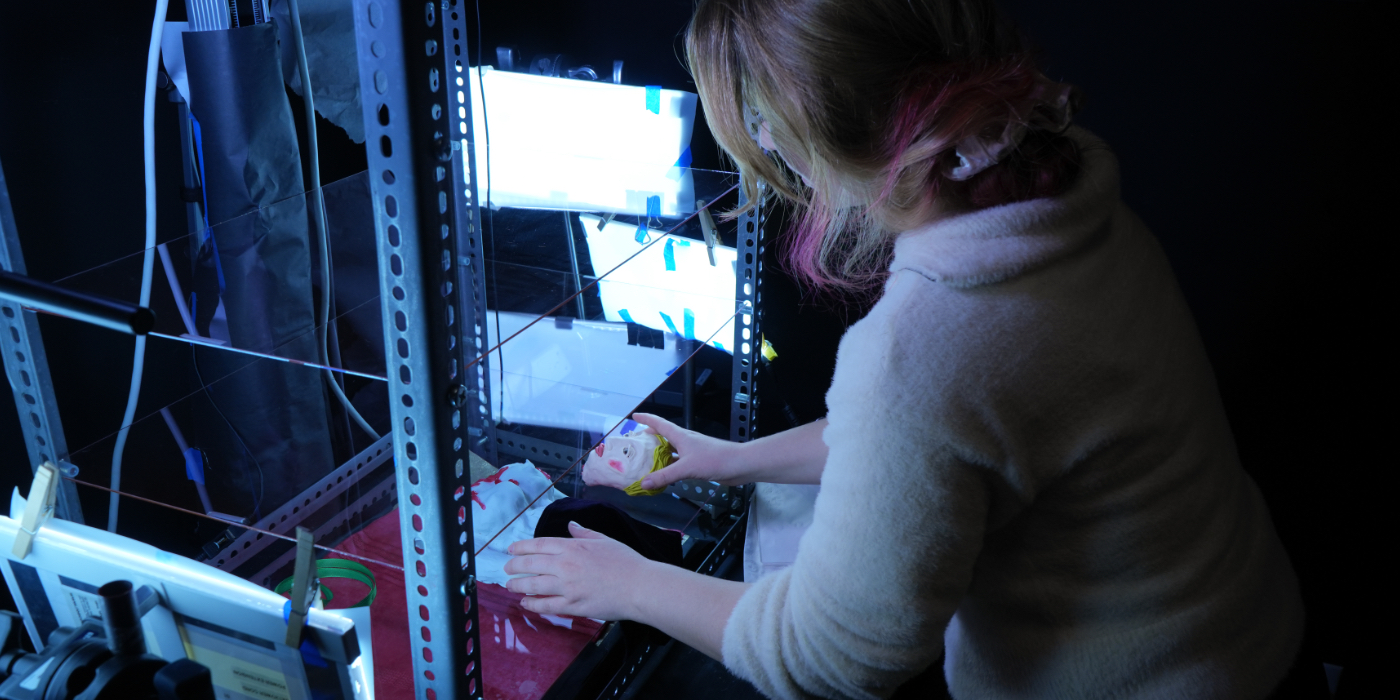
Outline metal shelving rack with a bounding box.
[349,2,767,697]
[351,0,491,696]
[2,1,765,697]
[1,158,85,525]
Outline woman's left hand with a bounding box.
[504,522,653,620]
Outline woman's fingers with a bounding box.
[503,553,553,576]
[503,529,649,620]
[632,413,683,443]
[519,596,569,615]
[639,463,689,491]
[506,573,557,596]
[567,521,607,540]
[507,537,570,556]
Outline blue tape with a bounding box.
[663,239,676,271]
[300,639,329,668]
[190,116,225,292]
[191,116,210,231]
[676,238,691,246]
[674,146,692,168]
[645,86,661,114]
[635,225,647,243]
[184,448,205,485]
[284,598,329,667]
[683,309,695,340]
[618,309,636,324]
[621,419,639,434]
[658,312,680,336]
[711,340,725,352]
[646,195,661,219]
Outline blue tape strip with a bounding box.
[658,312,680,336]
[646,195,661,219]
[618,309,636,324]
[645,86,661,114]
[674,146,692,168]
[284,596,329,667]
[663,239,676,271]
[300,639,329,668]
[635,225,647,243]
[676,238,690,246]
[184,448,205,485]
[191,116,210,230]
[683,308,695,340]
[190,116,225,293]
[711,340,725,352]
[621,419,639,434]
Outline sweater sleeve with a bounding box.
[721,272,994,699]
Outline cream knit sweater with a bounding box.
[721,129,1304,700]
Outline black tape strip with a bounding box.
[10,561,58,646]
[58,575,98,594]
[625,322,665,349]
[176,612,276,651]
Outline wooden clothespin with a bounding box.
[12,462,59,559]
[285,527,319,646]
[697,201,719,267]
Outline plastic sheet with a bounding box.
[183,21,336,513]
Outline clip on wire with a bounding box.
[12,462,59,559]
[760,336,778,363]
[697,200,719,266]
[285,526,319,646]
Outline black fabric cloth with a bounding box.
[534,498,683,568]
[183,21,317,354]
[182,22,335,513]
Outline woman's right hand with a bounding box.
[631,413,750,491]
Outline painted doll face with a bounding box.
[582,431,659,490]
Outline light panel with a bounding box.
[464,67,696,215]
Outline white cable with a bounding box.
[110,0,170,533]
[287,0,379,440]
[160,407,216,514]
[158,242,197,335]
[159,407,190,453]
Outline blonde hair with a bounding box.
[686,0,1081,292]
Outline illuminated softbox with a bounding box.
[580,214,738,354]
[462,67,696,215]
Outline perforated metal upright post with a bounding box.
[0,157,84,524]
[352,1,489,697]
[730,107,767,444]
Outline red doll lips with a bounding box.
[595,443,605,457]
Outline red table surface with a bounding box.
[320,507,604,700]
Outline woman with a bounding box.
[504,0,1305,697]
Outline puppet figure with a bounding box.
[582,429,677,496]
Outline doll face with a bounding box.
[582,432,657,489]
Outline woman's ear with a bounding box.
[759,120,778,151]
[761,120,815,185]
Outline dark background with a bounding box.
[1,0,1383,692]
